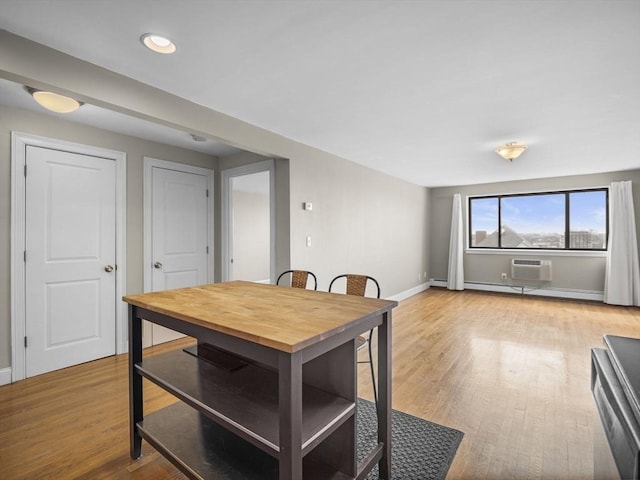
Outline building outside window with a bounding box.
[468,188,608,251]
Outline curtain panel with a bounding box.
[447,193,464,290]
[604,180,640,306]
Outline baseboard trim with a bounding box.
[0,367,12,386]
[388,282,430,302]
[430,279,604,302]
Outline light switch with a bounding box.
[303,202,313,211]
[306,236,312,247]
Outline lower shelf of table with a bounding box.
[138,401,354,480]
[136,347,355,455]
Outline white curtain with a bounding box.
[604,181,640,306]
[447,193,464,290]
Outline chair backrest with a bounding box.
[276,270,318,290]
[328,274,380,299]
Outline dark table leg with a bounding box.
[128,304,143,459]
[377,311,392,479]
[278,350,303,480]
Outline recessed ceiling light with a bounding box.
[26,87,83,113]
[140,33,176,54]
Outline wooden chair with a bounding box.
[328,274,381,405]
[276,270,318,290]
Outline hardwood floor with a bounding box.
[1,287,638,479]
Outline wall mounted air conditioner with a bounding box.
[511,259,552,281]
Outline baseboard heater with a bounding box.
[511,259,552,281]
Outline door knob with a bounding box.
[154,262,163,269]
[104,265,114,273]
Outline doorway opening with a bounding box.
[221,160,275,283]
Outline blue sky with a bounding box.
[471,191,607,234]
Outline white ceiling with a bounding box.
[0,0,638,187]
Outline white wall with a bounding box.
[288,151,429,294]
[231,190,270,281]
[221,149,430,295]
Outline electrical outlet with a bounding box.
[501,272,508,281]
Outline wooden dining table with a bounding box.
[124,280,397,480]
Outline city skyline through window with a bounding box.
[469,188,608,250]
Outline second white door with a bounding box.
[150,165,210,344]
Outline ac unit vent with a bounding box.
[511,259,552,281]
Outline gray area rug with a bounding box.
[159,397,464,479]
[357,398,464,480]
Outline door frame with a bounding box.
[142,157,215,294]
[221,159,275,283]
[10,131,127,382]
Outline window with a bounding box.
[469,188,608,250]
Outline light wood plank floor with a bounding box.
[1,288,638,479]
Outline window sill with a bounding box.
[465,248,607,258]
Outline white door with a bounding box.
[25,146,116,377]
[150,166,209,344]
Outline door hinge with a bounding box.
[24,336,27,348]
[24,165,27,177]
[206,246,209,254]
[23,251,26,262]
[206,189,209,198]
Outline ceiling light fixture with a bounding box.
[496,142,527,162]
[140,33,176,54]
[26,87,83,113]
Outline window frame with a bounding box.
[468,187,609,251]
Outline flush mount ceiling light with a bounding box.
[140,33,176,54]
[26,87,83,113]
[496,142,527,162]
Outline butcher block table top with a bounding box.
[123,280,397,353]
